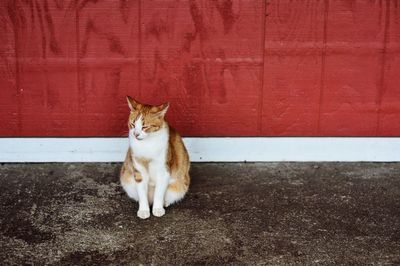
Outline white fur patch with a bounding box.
[128,123,172,215]
[129,126,169,160]
[129,114,148,140]
[122,181,139,201]
[134,114,143,131]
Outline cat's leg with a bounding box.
[147,185,155,206]
[135,170,151,219]
[120,165,138,201]
[152,171,170,217]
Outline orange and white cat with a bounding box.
[120,96,190,219]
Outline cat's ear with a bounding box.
[154,102,169,118]
[126,95,140,111]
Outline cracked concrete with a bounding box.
[0,163,399,265]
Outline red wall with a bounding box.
[1,0,399,137]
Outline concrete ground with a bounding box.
[0,163,399,265]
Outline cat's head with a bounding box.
[126,96,169,140]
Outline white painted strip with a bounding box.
[0,138,399,162]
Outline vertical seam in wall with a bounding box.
[376,1,390,135]
[13,0,22,133]
[138,0,142,98]
[317,0,329,134]
[258,0,268,134]
[75,0,82,134]
[43,1,50,110]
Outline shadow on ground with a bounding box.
[0,163,399,265]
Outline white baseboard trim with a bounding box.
[0,137,399,162]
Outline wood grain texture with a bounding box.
[0,0,400,137]
[262,0,399,136]
[76,0,140,136]
[139,0,264,136]
[262,0,325,135]
[4,0,79,136]
[318,0,385,136]
[0,1,19,135]
[377,0,400,135]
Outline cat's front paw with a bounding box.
[152,207,165,217]
[137,209,150,219]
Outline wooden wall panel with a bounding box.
[0,1,19,135]
[378,1,400,135]
[139,0,264,136]
[318,0,385,135]
[1,0,400,137]
[76,0,140,136]
[262,0,325,135]
[7,0,78,136]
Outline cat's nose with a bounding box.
[134,132,140,138]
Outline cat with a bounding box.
[120,96,190,219]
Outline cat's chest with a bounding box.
[132,141,160,158]
[129,133,168,160]
[131,138,168,184]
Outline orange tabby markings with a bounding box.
[120,148,144,183]
[133,170,142,183]
[120,96,191,219]
[135,157,151,172]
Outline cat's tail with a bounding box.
[165,175,190,207]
